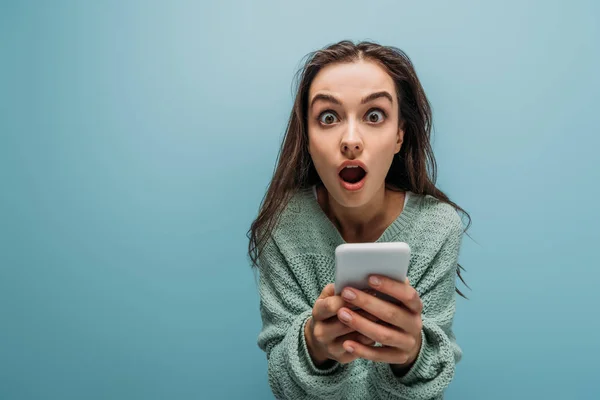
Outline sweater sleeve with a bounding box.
[256,235,352,399]
[366,215,464,400]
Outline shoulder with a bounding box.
[274,187,317,234]
[270,188,338,258]
[402,195,465,289]
[412,194,464,236]
[405,194,464,258]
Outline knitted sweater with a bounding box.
[256,187,464,400]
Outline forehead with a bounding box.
[309,60,396,103]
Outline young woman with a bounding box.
[248,40,470,400]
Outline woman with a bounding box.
[248,40,470,400]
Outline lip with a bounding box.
[337,160,368,175]
[337,160,368,192]
[339,175,366,191]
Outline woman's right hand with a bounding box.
[304,283,378,366]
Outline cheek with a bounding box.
[307,134,330,163]
[308,135,339,183]
[369,134,399,172]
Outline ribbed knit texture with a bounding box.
[256,187,464,400]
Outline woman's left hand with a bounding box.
[336,275,423,372]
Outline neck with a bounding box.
[320,183,403,243]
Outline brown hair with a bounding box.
[247,40,471,297]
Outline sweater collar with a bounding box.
[300,186,419,244]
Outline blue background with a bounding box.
[1,1,599,399]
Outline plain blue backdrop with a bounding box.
[1,1,599,399]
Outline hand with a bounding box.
[305,283,379,367]
[335,277,423,371]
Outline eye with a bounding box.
[318,111,339,125]
[366,109,386,124]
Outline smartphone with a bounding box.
[334,242,411,306]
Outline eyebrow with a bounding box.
[309,91,394,108]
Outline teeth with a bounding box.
[345,165,359,168]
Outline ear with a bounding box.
[395,125,404,154]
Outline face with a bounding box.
[307,60,403,207]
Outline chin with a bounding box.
[329,184,371,208]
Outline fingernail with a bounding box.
[345,345,354,353]
[369,276,381,286]
[339,310,352,322]
[342,289,356,300]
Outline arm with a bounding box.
[256,235,351,399]
[367,217,464,400]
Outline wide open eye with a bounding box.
[318,111,339,125]
[365,109,385,124]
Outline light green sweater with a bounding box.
[256,187,464,400]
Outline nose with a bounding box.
[340,123,363,157]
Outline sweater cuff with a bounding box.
[282,309,351,395]
[370,329,428,383]
[369,318,456,399]
[369,331,431,399]
[299,313,343,375]
[396,326,428,382]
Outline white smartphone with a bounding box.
[334,242,411,306]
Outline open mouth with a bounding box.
[339,165,367,184]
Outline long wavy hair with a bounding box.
[247,40,471,297]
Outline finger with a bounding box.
[313,295,354,321]
[341,287,419,336]
[314,317,355,343]
[319,309,380,342]
[356,333,376,346]
[337,307,416,351]
[336,351,360,365]
[336,331,376,347]
[329,332,375,360]
[316,309,380,343]
[341,340,411,365]
[355,309,380,323]
[367,275,423,314]
[318,283,335,300]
